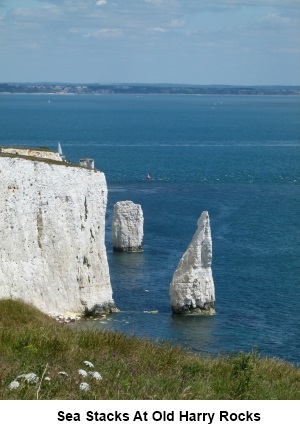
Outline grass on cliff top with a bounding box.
[0,152,98,171]
[0,145,56,153]
[0,299,299,400]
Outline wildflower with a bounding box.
[83,360,94,368]
[89,371,102,381]
[17,373,39,384]
[79,382,89,391]
[8,380,20,390]
[58,371,68,376]
[44,376,51,381]
[78,369,88,377]
[131,369,138,375]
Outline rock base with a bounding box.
[171,303,215,315]
[113,246,143,253]
[84,303,119,316]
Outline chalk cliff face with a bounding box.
[0,154,115,316]
[169,211,215,314]
[112,201,144,252]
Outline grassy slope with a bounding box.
[0,299,299,400]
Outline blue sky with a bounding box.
[0,0,299,85]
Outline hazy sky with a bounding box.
[1,0,299,85]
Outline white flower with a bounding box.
[44,376,51,381]
[17,373,39,384]
[83,360,94,368]
[89,371,102,381]
[58,371,68,376]
[8,380,20,390]
[79,382,89,391]
[78,369,88,377]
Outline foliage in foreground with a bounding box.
[0,299,299,400]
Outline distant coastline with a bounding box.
[0,83,299,96]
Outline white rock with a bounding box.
[169,211,215,314]
[112,200,143,252]
[0,154,116,316]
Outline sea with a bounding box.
[0,93,299,365]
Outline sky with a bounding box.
[0,0,300,85]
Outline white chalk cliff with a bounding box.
[0,149,116,316]
[112,201,144,252]
[169,211,215,314]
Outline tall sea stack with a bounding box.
[169,211,215,314]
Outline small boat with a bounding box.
[58,141,63,156]
[58,141,66,161]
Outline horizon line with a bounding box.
[1,82,300,88]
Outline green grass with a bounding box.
[0,145,55,152]
[0,299,299,400]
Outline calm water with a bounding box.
[1,94,299,364]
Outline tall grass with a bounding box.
[0,299,299,400]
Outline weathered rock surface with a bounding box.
[0,153,116,316]
[112,201,144,252]
[169,211,215,314]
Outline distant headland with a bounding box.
[0,83,299,96]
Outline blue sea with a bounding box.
[0,93,299,364]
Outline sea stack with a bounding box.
[112,200,144,252]
[0,146,116,316]
[169,211,215,315]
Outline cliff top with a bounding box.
[0,145,56,153]
[0,146,99,171]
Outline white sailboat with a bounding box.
[58,141,63,156]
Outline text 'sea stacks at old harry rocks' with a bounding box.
[0,146,116,316]
[169,211,215,315]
